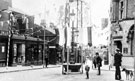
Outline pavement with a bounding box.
[0,64,61,73]
[0,63,114,74]
[0,64,134,81]
[92,65,134,81]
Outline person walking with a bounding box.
[114,48,123,80]
[85,57,90,79]
[45,55,48,68]
[92,55,97,69]
[95,52,102,75]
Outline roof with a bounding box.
[8,7,31,16]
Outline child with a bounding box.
[85,65,90,79]
[85,57,90,79]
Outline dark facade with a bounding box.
[0,0,12,67]
[33,26,60,64]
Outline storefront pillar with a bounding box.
[12,43,17,66]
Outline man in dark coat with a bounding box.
[92,55,97,69]
[95,52,102,75]
[45,55,48,68]
[114,48,123,80]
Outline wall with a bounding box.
[0,0,12,10]
[127,0,135,18]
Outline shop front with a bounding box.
[0,36,8,67]
[9,35,44,66]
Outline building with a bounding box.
[0,0,60,66]
[0,0,12,66]
[110,0,135,69]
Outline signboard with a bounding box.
[49,46,56,48]
[2,46,5,53]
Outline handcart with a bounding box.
[62,47,83,74]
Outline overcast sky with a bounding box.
[12,0,110,46]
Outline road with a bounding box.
[0,66,127,81]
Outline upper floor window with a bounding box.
[120,1,124,19]
[119,0,127,19]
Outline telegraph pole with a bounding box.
[81,1,83,28]
[6,26,11,68]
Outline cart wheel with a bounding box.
[62,71,66,75]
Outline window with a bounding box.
[119,1,124,19]
[123,48,128,54]
[119,0,128,19]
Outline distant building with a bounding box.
[101,18,108,30]
[87,27,92,46]
[110,0,135,69]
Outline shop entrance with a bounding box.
[114,41,122,52]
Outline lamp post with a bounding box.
[6,26,11,68]
[70,9,75,53]
[43,26,45,68]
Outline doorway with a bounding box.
[114,41,122,52]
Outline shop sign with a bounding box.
[49,46,56,48]
[2,46,5,53]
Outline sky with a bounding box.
[12,0,110,46]
[90,0,110,46]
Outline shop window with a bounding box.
[120,1,124,19]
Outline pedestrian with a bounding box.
[45,55,48,68]
[95,52,102,75]
[92,55,97,69]
[85,57,90,79]
[114,48,123,80]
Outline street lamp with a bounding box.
[43,26,46,68]
[70,9,75,53]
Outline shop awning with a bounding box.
[11,35,44,42]
[12,35,25,40]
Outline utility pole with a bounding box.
[76,0,79,45]
[81,1,83,28]
[7,24,11,68]
[77,0,78,28]
[43,26,45,68]
[43,0,46,68]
